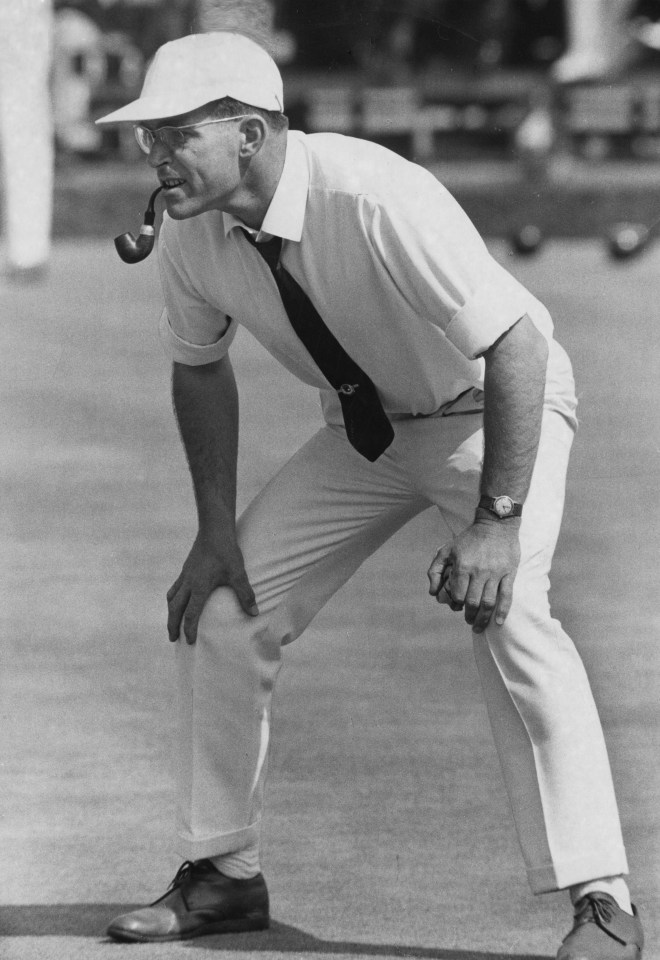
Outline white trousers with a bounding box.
[175,404,628,894]
[0,0,54,269]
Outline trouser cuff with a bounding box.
[528,850,629,894]
[176,820,261,862]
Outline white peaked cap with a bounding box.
[96,31,283,124]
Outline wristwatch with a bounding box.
[478,494,523,519]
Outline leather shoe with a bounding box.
[106,860,269,942]
[557,893,643,960]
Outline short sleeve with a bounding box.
[365,178,550,360]
[159,308,238,365]
[157,222,236,365]
[444,264,536,358]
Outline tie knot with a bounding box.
[242,230,282,273]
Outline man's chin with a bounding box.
[166,206,193,220]
[163,193,201,220]
[165,201,196,221]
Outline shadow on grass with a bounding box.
[0,906,551,960]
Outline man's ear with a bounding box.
[238,116,268,158]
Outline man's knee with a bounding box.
[195,585,283,684]
[198,585,250,635]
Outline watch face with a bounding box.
[493,496,514,517]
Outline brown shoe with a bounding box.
[557,893,643,960]
[106,860,269,942]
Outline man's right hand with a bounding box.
[166,532,259,645]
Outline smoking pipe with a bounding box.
[114,186,163,263]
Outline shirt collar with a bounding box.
[223,131,309,242]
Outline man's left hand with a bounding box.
[427,518,521,633]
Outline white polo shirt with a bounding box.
[158,130,573,424]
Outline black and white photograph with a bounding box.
[1,2,658,958]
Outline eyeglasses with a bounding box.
[133,116,249,154]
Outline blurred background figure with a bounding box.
[552,0,637,83]
[628,0,660,50]
[52,2,105,155]
[0,0,54,281]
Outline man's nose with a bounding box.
[147,138,171,167]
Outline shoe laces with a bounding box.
[577,894,626,945]
[169,860,196,890]
[150,860,197,907]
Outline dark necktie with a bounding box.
[242,231,394,462]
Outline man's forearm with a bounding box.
[479,313,549,509]
[172,357,240,533]
[167,357,259,637]
[428,315,549,630]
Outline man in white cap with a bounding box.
[96,31,643,960]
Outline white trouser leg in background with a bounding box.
[174,409,628,892]
[552,0,636,83]
[0,0,54,270]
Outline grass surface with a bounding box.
[1,239,658,959]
